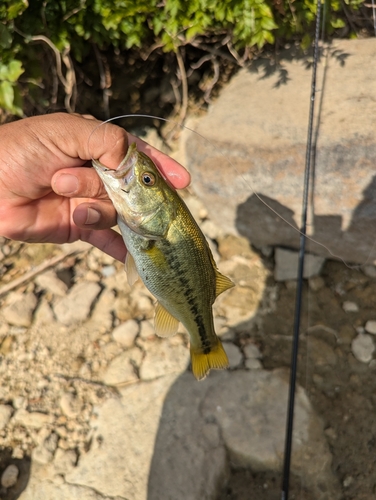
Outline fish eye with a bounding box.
[141,172,156,186]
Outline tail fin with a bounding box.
[190,340,229,381]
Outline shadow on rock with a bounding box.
[147,367,339,500]
[236,173,376,265]
[0,449,30,500]
[246,44,351,89]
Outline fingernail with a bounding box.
[55,174,79,195]
[85,207,101,225]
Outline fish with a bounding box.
[92,142,234,380]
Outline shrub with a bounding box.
[0,0,368,117]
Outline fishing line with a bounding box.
[88,113,365,270]
[281,0,322,498]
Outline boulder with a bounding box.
[183,39,376,265]
[17,369,340,499]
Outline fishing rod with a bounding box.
[280,0,323,498]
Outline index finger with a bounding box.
[55,115,191,190]
[127,133,191,189]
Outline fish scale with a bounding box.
[93,142,234,380]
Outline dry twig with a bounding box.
[0,248,88,299]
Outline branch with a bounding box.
[0,248,87,299]
[175,46,189,125]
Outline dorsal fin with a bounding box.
[154,302,179,337]
[215,269,235,297]
[125,252,139,286]
[204,240,235,297]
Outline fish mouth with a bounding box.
[92,143,138,190]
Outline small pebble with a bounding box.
[365,320,376,335]
[139,320,154,339]
[363,265,376,278]
[308,276,325,292]
[101,265,116,277]
[12,397,26,410]
[245,358,262,370]
[342,301,359,313]
[112,320,139,347]
[343,476,354,488]
[244,343,262,359]
[351,333,375,363]
[1,464,19,488]
[223,343,242,368]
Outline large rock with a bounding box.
[183,39,376,264]
[18,370,339,499]
[65,373,226,500]
[202,370,340,499]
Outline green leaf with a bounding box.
[0,61,21,82]
[7,0,28,20]
[261,17,278,30]
[5,60,24,82]
[0,80,14,111]
[0,23,12,49]
[186,24,204,40]
[301,33,311,50]
[331,18,346,28]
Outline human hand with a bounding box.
[0,113,190,261]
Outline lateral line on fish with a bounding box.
[162,239,210,351]
[88,114,372,270]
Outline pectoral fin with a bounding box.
[215,270,235,297]
[154,302,179,337]
[190,340,229,381]
[125,252,139,286]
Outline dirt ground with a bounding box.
[220,257,376,500]
[1,237,375,499]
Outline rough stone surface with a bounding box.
[59,393,82,418]
[35,270,68,296]
[0,404,13,430]
[101,350,139,386]
[19,463,117,500]
[202,370,340,499]
[274,248,325,281]
[139,339,190,380]
[65,374,227,500]
[53,282,101,325]
[2,292,37,327]
[13,409,52,429]
[183,39,376,264]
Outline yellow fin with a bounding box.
[190,340,229,381]
[125,252,139,286]
[215,270,235,297]
[154,302,179,338]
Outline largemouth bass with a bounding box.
[92,143,234,380]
